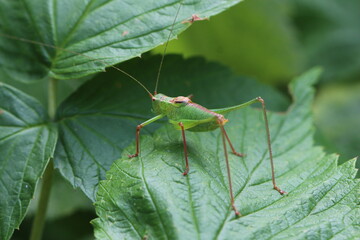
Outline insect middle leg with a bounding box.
[221,128,245,157]
[178,122,189,176]
[218,118,241,216]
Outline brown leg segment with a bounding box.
[128,124,143,158]
[128,114,164,158]
[222,127,245,157]
[179,122,189,176]
[256,97,286,195]
[218,118,241,217]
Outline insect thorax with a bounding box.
[152,93,224,124]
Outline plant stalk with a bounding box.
[47,78,58,120]
[29,78,57,240]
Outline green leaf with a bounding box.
[0,0,242,82]
[314,82,360,176]
[154,0,304,84]
[55,54,289,201]
[0,83,57,240]
[291,0,360,83]
[92,68,360,239]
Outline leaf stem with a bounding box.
[29,78,57,240]
[48,78,58,120]
[29,161,54,240]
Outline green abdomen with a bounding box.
[167,103,222,132]
[187,121,220,132]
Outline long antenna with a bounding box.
[154,2,183,95]
[0,32,153,97]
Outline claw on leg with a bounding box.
[274,186,287,195]
[232,152,245,157]
[232,204,241,217]
[128,153,138,158]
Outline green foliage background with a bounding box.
[0,0,359,239]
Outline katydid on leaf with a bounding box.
[0,2,286,217]
[128,92,286,216]
[126,6,286,217]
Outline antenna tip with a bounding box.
[121,30,129,36]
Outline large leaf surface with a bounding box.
[92,68,360,239]
[55,55,289,200]
[290,0,360,83]
[0,84,57,240]
[0,0,242,82]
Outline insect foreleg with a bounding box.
[178,122,189,176]
[128,114,164,158]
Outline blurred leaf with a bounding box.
[291,0,360,82]
[0,84,57,240]
[0,0,242,82]
[154,0,304,84]
[0,78,88,109]
[314,82,360,176]
[156,0,360,85]
[27,171,93,220]
[11,210,95,240]
[92,69,359,239]
[55,54,289,200]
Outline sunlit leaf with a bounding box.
[0,0,242,82]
